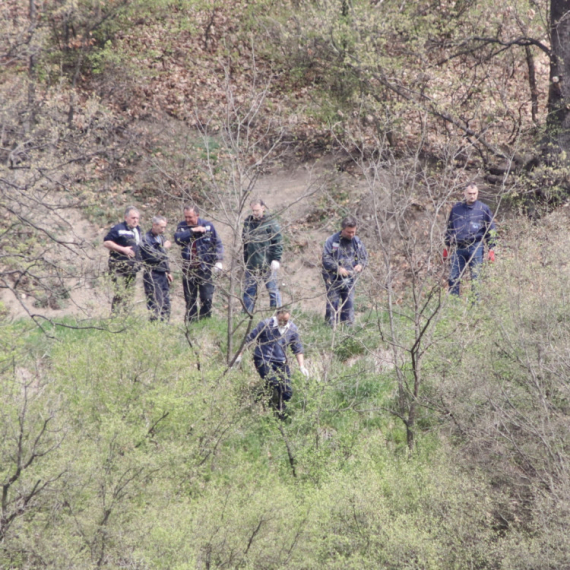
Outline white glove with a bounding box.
[270,260,280,271]
[300,366,309,378]
[233,354,242,366]
[214,262,223,273]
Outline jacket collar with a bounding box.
[271,316,290,332]
[187,218,204,227]
[147,229,162,242]
[122,221,139,230]
[338,231,357,243]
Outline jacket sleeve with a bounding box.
[322,236,338,274]
[103,224,120,243]
[444,210,454,247]
[140,237,169,271]
[268,220,283,262]
[356,239,368,268]
[212,224,224,261]
[288,329,303,355]
[174,222,192,246]
[484,206,497,249]
[140,236,154,264]
[245,319,266,345]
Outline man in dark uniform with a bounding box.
[444,183,497,296]
[141,216,173,322]
[103,206,142,313]
[235,309,309,418]
[174,205,223,322]
[242,199,283,314]
[322,215,368,327]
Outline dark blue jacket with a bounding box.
[322,232,368,279]
[246,317,303,363]
[445,200,497,248]
[174,218,223,273]
[104,221,142,266]
[141,230,170,273]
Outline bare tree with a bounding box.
[0,366,66,543]
[160,59,324,364]
[547,0,570,154]
[337,125,507,448]
[1,0,150,327]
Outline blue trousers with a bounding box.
[448,242,483,296]
[243,268,281,313]
[183,269,214,322]
[254,357,292,414]
[143,270,171,321]
[324,276,355,326]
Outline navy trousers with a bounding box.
[183,269,214,322]
[143,270,171,321]
[254,357,292,414]
[324,276,355,326]
[448,242,484,296]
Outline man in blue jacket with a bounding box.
[235,309,309,418]
[445,184,497,296]
[174,205,223,322]
[322,216,368,327]
[103,205,142,313]
[141,216,173,322]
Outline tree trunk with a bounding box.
[525,45,539,126]
[25,0,37,134]
[547,0,570,153]
[226,256,235,365]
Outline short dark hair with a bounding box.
[276,308,290,317]
[250,198,267,208]
[184,204,200,215]
[341,215,357,229]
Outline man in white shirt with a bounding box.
[235,309,309,418]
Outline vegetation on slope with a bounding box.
[2,214,570,567]
[3,1,570,567]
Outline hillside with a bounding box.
[2,0,570,568]
[1,0,558,321]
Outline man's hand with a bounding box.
[167,273,173,283]
[270,260,280,271]
[163,240,172,249]
[124,246,135,258]
[488,250,495,263]
[354,264,363,273]
[300,366,309,378]
[214,262,223,273]
[192,226,207,234]
[338,267,350,277]
[443,248,449,260]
